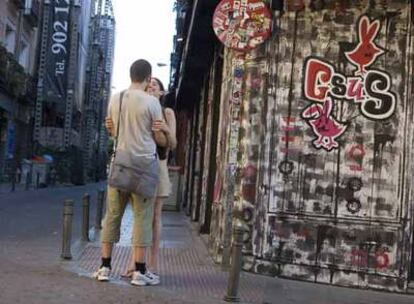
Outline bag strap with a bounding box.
[113,90,126,153]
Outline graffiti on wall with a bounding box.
[241,2,412,292]
[349,246,391,269]
[301,15,397,151]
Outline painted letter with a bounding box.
[363,70,396,120]
[304,58,334,103]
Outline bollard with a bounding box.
[95,189,105,230]
[11,173,16,192]
[82,193,90,242]
[36,172,40,189]
[25,172,30,190]
[61,200,74,260]
[224,221,245,303]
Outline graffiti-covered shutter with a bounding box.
[261,3,413,291]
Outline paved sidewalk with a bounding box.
[66,207,414,304]
[0,182,26,194]
[0,181,71,194]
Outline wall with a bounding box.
[207,0,414,292]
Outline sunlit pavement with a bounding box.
[0,185,413,303]
[69,207,265,303]
[67,206,414,304]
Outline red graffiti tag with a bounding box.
[351,248,368,267]
[375,251,390,269]
[350,248,390,269]
[280,117,300,155]
[347,144,366,171]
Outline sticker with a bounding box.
[212,0,272,52]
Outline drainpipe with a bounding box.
[14,5,24,59]
[10,5,24,183]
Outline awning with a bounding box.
[176,0,221,111]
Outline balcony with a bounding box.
[0,45,30,100]
[19,75,37,105]
[23,0,40,27]
[11,0,25,9]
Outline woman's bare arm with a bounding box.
[164,108,177,150]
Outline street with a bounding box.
[0,184,413,304]
[0,183,198,304]
[2,0,414,300]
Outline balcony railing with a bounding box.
[23,0,40,27]
[11,0,25,9]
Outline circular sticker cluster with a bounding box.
[212,0,272,52]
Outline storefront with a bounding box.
[175,0,414,293]
[0,92,16,181]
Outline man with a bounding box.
[94,59,167,286]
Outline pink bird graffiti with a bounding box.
[301,98,348,151]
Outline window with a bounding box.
[5,24,16,53]
[18,39,29,70]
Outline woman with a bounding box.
[146,77,177,277]
[106,77,176,280]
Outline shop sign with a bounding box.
[6,121,15,159]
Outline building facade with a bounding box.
[172,0,414,293]
[33,0,114,184]
[82,0,115,182]
[0,0,40,181]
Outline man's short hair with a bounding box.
[130,59,152,82]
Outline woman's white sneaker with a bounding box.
[93,267,111,281]
[131,271,160,286]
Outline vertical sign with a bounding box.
[44,0,71,101]
[6,121,15,160]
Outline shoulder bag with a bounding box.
[108,91,160,199]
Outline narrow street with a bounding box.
[0,185,413,303]
[0,184,194,304]
[1,1,414,302]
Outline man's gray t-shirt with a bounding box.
[108,89,162,156]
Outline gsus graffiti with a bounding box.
[302,15,397,151]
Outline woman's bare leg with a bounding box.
[148,196,164,272]
[121,251,135,278]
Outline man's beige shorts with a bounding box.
[101,186,154,246]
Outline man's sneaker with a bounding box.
[93,266,111,281]
[131,270,160,286]
[151,272,160,282]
